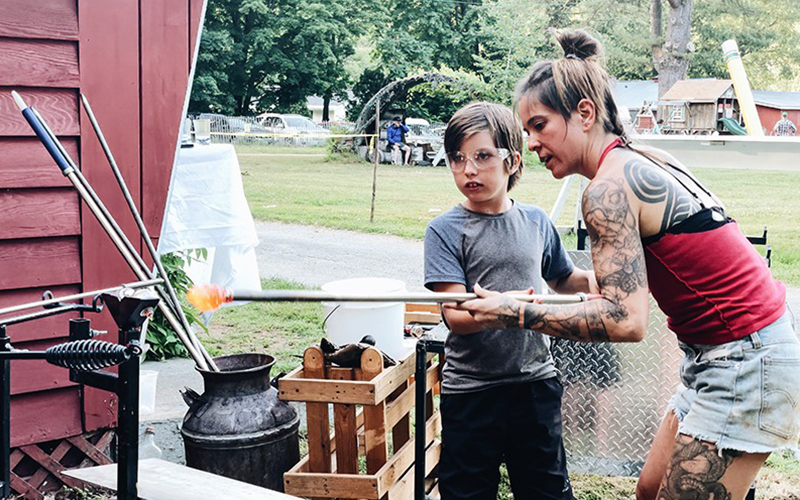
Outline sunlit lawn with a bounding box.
[236,144,800,286]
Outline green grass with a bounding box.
[203,277,325,375]
[236,145,800,285]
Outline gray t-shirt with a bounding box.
[424,201,574,393]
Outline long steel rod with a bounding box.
[0,279,162,317]
[12,92,209,370]
[70,173,208,369]
[30,108,218,371]
[80,94,212,367]
[32,106,213,370]
[229,290,597,303]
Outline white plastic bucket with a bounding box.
[321,277,410,360]
[139,369,159,415]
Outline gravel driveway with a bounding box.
[254,220,800,317]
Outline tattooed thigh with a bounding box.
[657,435,740,500]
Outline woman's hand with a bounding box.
[445,284,533,329]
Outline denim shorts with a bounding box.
[669,308,800,453]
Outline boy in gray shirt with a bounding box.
[424,102,594,500]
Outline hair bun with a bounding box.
[554,28,603,61]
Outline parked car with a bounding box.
[257,113,330,146]
[404,118,444,166]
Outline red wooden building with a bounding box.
[0,1,204,496]
[754,91,800,135]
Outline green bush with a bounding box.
[145,250,208,361]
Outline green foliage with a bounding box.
[145,250,209,361]
[347,67,391,122]
[405,70,492,122]
[191,0,377,115]
[372,0,487,79]
[690,0,800,90]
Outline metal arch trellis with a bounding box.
[351,72,456,136]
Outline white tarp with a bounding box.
[159,143,261,300]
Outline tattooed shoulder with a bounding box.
[623,159,700,233]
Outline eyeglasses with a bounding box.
[445,148,510,172]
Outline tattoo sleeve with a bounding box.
[493,177,648,342]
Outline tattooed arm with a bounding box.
[451,175,650,343]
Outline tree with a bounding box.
[373,0,487,78]
[651,0,694,98]
[190,0,374,116]
[689,0,800,91]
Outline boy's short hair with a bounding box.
[444,102,524,191]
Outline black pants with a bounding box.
[439,378,574,500]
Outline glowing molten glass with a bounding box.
[186,284,231,312]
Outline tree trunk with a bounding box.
[653,0,693,98]
[323,94,331,122]
[650,0,663,69]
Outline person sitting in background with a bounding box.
[387,116,411,165]
[772,111,797,136]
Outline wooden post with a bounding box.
[361,348,387,475]
[370,98,380,223]
[303,347,331,477]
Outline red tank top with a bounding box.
[643,210,786,345]
[595,139,785,344]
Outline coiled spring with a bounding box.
[45,339,134,371]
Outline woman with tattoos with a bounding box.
[453,29,800,500]
[426,102,595,500]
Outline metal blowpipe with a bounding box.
[187,283,601,313]
[11,90,213,371]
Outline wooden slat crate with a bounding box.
[280,317,442,500]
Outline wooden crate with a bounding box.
[403,303,441,326]
[280,335,441,500]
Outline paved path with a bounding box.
[255,221,427,291]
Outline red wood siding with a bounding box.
[78,0,143,431]
[0,38,79,87]
[10,388,83,448]
[0,285,81,343]
[10,337,75,395]
[0,138,75,188]
[0,188,80,239]
[141,0,191,239]
[0,88,80,136]
[0,238,81,290]
[0,0,79,41]
[0,0,203,448]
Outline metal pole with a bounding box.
[0,279,161,317]
[80,94,214,369]
[70,173,208,369]
[216,289,598,304]
[414,341,427,500]
[370,98,379,223]
[116,327,140,500]
[0,327,10,499]
[11,93,209,370]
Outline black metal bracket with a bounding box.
[415,339,445,500]
[0,317,142,500]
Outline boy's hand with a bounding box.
[445,283,533,329]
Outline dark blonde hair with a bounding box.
[444,102,524,191]
[514,29,627,139]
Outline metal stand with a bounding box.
[0,328,10,499]
[0,289,157,500]
[414,339,444,500]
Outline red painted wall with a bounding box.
[0,0,204,446]
[757,105,800,135]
